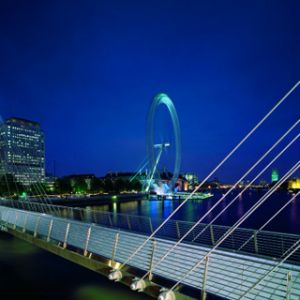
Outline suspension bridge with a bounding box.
[0,83,300,300]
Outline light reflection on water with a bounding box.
[0,232,151,300]
[0,234,37,258]
[73,285,148,300]
[88,190,300,234]
[290,196,298,225]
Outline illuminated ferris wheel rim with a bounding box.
[146,93,182,190]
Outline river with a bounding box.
[87,190,300,234]
[0,231,151,300]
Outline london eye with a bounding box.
[145,93,181,194]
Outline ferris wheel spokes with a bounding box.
[145,142,171,192]
[146,93,181,194]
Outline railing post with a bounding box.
[93,211,97,223]
[254,231,258,254]
[148,239,156,281]
[23,214,29,233]
[210,225,215,245]
[111,232,120,262]
[201,256,209,300]
[281,234,285,257]
[286,272,292,300]
[127,215,132,230]
[20,200,25,211]
[4,210,10,227]
[13,212,18,230]
[240,263,245,298]
[1,210,7,227]
[34,216,41,238]
[149,218,153,234]
[79,209,84,222]
[84,226,92,257]
[176,221,180,239]
[63,223,71,249]
[47,219,53,242]
[108,214,113,227]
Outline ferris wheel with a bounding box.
[145,93,181,193]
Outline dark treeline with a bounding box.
[54,176,142,194]
[0,174,25,197]
[0,174,142,197]
[0,174,52,197]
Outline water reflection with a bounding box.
[0,234,37,258]
[0,232,150,300]
[290,197,298,231]
[149,200,160,219]
[161,200,173,219]
[237,194,244,218]
[88,190,300,234]
[73,285,148,300]
[205,200,213,221]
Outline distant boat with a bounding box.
[176,191,214,200]
[148,191,214,200]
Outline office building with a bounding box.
[0,117,45,185]
[288,178,300,190]
[271,169,279,183]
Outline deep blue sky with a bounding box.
[0,0,299,182]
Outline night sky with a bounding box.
[0,1,299,182]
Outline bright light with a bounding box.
[289,179,300,190]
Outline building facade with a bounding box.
[271,169,279,183]
[183,172,199,190]
[288,178,300,190]
[0,117,45,185]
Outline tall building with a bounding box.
[0,117,45,185]
[288,178,300,190]
[271,169,279,183]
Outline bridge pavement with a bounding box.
[1,205,300,300]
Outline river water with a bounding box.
[88,190,300,235]
[0,189,299,300]
[0,232,151,300]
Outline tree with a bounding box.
[129,179,142,192]
[73,177,88,194]
[29,182,53,196]
[103,178,114,193]
[90,177,103,193]
[114,178,126,193]
[54,177,72,194]
[0,174,25,197]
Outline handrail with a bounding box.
[1,205,300,300]
[0,198,300,263]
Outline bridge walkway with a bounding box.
[1,206,300,300]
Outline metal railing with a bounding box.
[1,205,300,300]
[1,197,300,263]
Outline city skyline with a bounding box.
[0,114,297,186]
[0,1,299,181]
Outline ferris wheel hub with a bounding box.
[153,143,171,149]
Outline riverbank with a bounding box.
[29,192,149,207]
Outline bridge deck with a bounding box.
[1,206,300,300]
